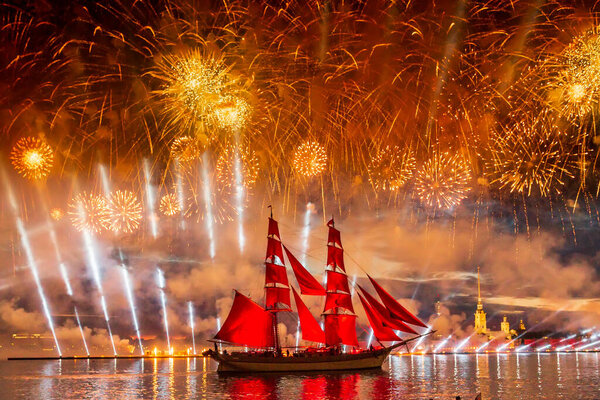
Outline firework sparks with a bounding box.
[50,208,64,221]
[487,117,580,197]
[10,137,54,181]
[68,193,110,233]
[545,28,600,119]
[215,144,259,189]
[170,136,203,163]
[107,190,143,234]
[293,141,327,178]
[212,96,251,131]
[415,151,472,209]
[151,49,249,134]
[368,146,416,191]
[160,193,181,216]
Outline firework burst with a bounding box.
[415,151,472,209]
[107,190,143,234]
[170,136,204,163]
[540,27,600,120]
[50,208,64,221]
[293,141,327,178]
[487,118,580,197]
[367,146,416,191]
[215,144,259,189]
[68,193,110,233]
[10,137,54,180]
[159,193,181,217]
[150,49,250,135]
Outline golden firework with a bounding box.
[68,192,110,233]
[10,137,54,180]
[212,96,251,131]
[487,119,579,197]
[414,151,472,209]
[50,208,64,221]
[107,190,143,233]
[367,146,416,191]
[545,28,600,119]
[170,136,203,163]
[293,141,327,178]
[215,144,259,189]
[152,49,249,132]
[160,193,181,216]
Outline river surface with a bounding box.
[0,353,599,399]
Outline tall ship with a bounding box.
[204,212,431,372]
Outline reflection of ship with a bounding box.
[205,211,431,372]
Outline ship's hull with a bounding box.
[206,348,392,372]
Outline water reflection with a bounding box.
[1,354,600,399]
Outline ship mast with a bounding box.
[264,207,291,353]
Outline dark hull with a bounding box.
[206,348,393,372]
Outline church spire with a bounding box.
[474,266,487,335]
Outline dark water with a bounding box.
[0,353,599,400]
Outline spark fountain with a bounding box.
[188,301,196,355]
[144,159,159,238]
[48,218,90,356]
[201,153,216,259]
[233,140,245,253]
[434,335,452,353]
[300,202,313,264]
[15,219,62,357]
[454,335,472,353]
[157,268,171,353]
[2,169,61,356]
[81,229,118,355]
[121,263,144,355]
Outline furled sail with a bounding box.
[215,291,275,348]
[324,314,358,347]
[265,217,291,311]
[357,292,401,342]
[283,245,326,296]
[368,275,427,328]
[357,284,418,334]
[323,218,357,347]
[292,287,325,343]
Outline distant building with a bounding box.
[519,319,526,332]
[474,267,487,335]
[435,299,442,317]
[501,316,511,339]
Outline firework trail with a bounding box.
[2,168,61,355]
[120,263,144,355]
[188,301,196,354]
[202,153,216,259]
[81,229,117,356]
[157,268,171,353]
[144,160,158,238]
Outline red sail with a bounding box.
[215,291,274,348]
[266,237,285,266]
[292,287,325,343]
[324,314,358,347]
[268,217,281,239]
[265,263,288,286]
[324,292,354,313]
[357,284,417,334]
[326,246,346,272]
[327,227,342,249]
[265,286,291,311]
[357,292,401,342]
[326,270,350,294]
[283,246,325,296]
[368,275,427,328]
